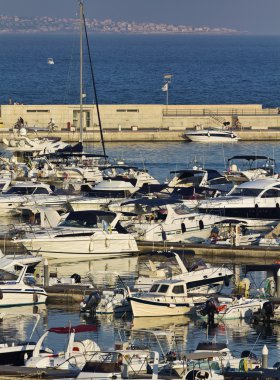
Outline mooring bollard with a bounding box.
[44,258,49,287]
[262,344,268,369]
[277,268,280,298]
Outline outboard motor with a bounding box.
[262,301,274,322]
[253,301,274,325]
[71,273,81,284]
[199,297,219,326]
[80,291,101,314]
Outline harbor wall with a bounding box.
[1,103,280,141]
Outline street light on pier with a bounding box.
[162,74,172,109]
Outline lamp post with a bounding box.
[162,74,172,109]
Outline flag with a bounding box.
[162,83,168,92]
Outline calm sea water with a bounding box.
[95,140,280,182]
[1,34,280,106]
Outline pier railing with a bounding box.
[163,108,279,117]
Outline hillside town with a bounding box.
[0,15,240,34]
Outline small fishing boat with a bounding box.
[197,295,268,321]
[128,278,197,317]
[47,58,54,65]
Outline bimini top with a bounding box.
[228,155,275,162]
[235,178,280,189]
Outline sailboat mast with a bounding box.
[79,0,83,144]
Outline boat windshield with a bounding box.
[5,186,35,195]
[230,188,262,197]
[150,284,160,292]
[59,212,115,228]
[0,269,18,282]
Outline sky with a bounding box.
[1,0,280,35]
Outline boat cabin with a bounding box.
[3,182,53,196]
[149,279,188,296]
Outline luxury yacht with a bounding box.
[124,204,222,243]
[183,127,239,143]
[198,178,280,221]
[14,210,138,258]
[135,252,233,293]
[0,182,53,215]
[70,169,158,212]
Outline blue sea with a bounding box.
[1,34,280,106]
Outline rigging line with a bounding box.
[82,7,107,159]
[63,31,77,104]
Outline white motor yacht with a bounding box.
[183,127,239,143]
[135,252,233,294]
[198,178,280,221]
[0,182,53,216]
[70,179,138,211]
[124,204,222,243]
[14,210,138,258]
[0,264,47,307]
[3,127,69,155]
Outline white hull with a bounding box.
[198,299,266,320]
[130,297,192,317]
[18,233,138,259]
[186,135,239,143]
[0,290,47,308]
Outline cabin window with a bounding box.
[199,220,204,230]
[261,189,280,198]
[230,188,262,197]
[172,285,184,294]
[181,223,186,233]
[150,284,160,292]
[158,284,169,293]
[33,188,50,195]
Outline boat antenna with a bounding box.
[79,0,83,144]
[82,3,107,159]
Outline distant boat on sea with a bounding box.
[47,58,54,65]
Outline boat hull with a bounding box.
[17,234,138,259]
[184,132,239,143]
[0,290,47,308]
[129,296,193,317]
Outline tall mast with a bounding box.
[79,0,83,144]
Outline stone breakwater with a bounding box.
[1,103,280,141]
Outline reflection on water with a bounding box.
[0,305,279,366]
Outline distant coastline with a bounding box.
[0,15,243,35]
